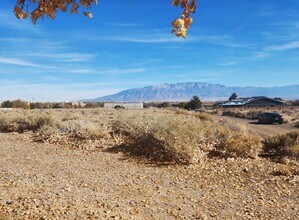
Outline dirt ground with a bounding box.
[0,132,298,219]
[213,115,298,137]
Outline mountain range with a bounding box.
[83,82,299,102]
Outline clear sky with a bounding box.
[0,0,299,101]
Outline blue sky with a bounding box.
[0,0,299,101]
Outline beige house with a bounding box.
[104,102,143,109]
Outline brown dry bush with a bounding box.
[0,108,262,162]
[210,122,261,158]
[0,109,111,149]
[112,110,261,164]
[222,109,262,120]
[263,131,299,161]
[61,120,108,140]
[174,108,212,121]
[112,111,207,164]
[0,111,57,133]
[247,110,263,120]
[222,110,247,119]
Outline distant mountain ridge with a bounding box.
[83,82,299,102]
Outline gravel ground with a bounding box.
[0,132,298,219]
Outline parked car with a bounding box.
[258,112,284,124]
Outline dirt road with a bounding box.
[1,133,299,219]
[213,115,298,137]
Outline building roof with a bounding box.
[219,96,284,107]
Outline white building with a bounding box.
[104,102,143,109]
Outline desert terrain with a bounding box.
[0,108,298,219]
[213,115,297,137]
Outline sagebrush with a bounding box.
[263,131,299,161]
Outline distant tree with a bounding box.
[143,102,157,108]
[114,105,124,109]
[1,100,13,108]
[12,0,197,38]
[97,102,105,108]
[186,96,202,110]
[64,102,73,109]
[158,102,171,108]
[12,99,30,109]
[290,100,299,106]
[52,103,63,109]
[43,102,52,109]
[178,102,188,109]
[84,103,97,108]
[30,102,45,109]
[229,93,238,101]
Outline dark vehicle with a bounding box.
[258,112,284,124]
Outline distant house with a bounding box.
[71,102,86,107]
[104,102,143,109]
[218,96,284,108]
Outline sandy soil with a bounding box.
[213,115,298,137]
[0,132,298,219]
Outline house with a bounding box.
[71,102,86,107]
[104,102,144,109]
[218,96,284,108]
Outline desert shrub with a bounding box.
[263,131,299,160]
[210,109,220,115]
[210,122,261,158]
[222,110,247,119]
[0,112,57,133]
[0,115,14,132]
[175,109,212,121]
[193,112,212,121]
[112,112,209,164]
[246,110,263,120]
[222,109,262,120]
[112,110,261,164]
[175,108,188,115]
[58,120,108,140]
[22,115,57,132]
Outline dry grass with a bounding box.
[222,109,263,120]
[210,121,261,159]
[0,110,57,133]
[0,108,262,164]
[221,108,299,125]
[112,110,207,164]
[263,131,299,161]
[112,109,261,164]
[174,108,212,121]
[0,109,112,149]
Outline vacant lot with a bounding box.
[0,108,298,219]
[213,115,298,137]
[219,108,299,127]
